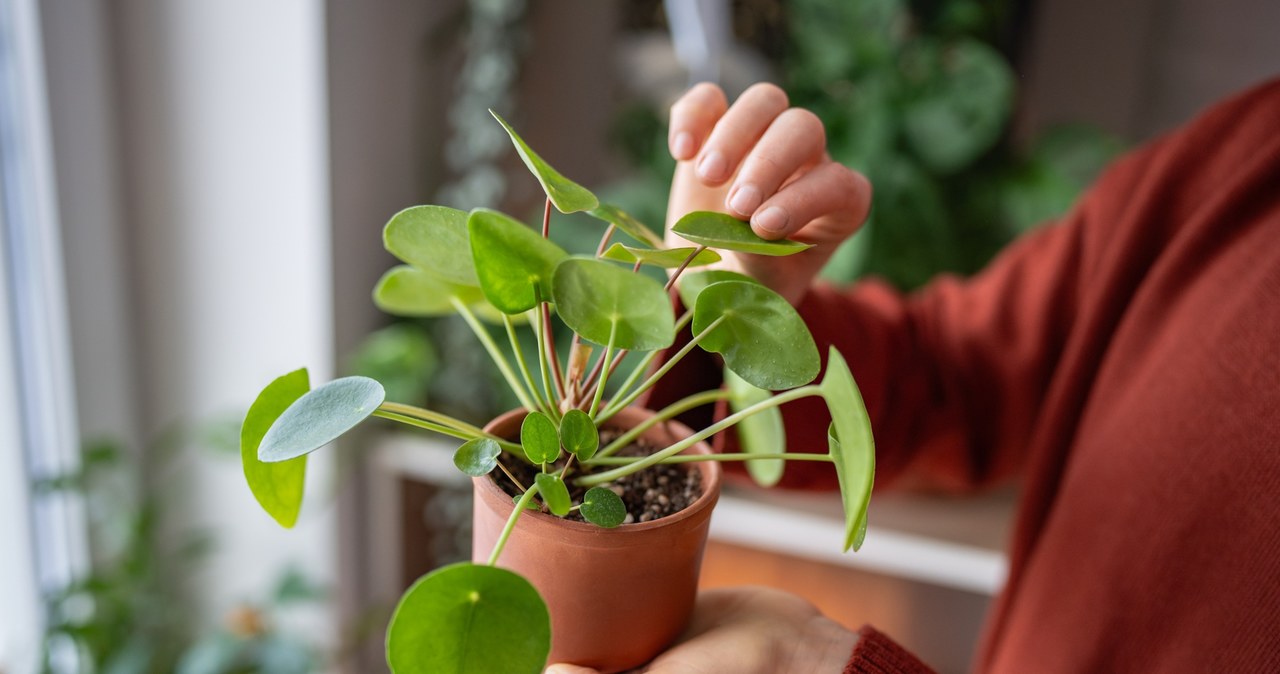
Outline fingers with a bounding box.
[750,162,871,241]
[545,665,599,674]
[668,83,728,161]
[725,107,826,220]
[694,83,790,185]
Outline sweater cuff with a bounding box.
[843,625,936,674]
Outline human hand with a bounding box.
[545,586,857,674]
[665,83,872,305]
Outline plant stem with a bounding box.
[586,453,834,465]
[496,458,527,492]
[542,303,566,399]
[452,298,539,412]
[505,314,554,418]
[487,484,540,566]
[378,402,488,437]
[665,245,707,292]
[542,197,552,238]
[529,308,560,409]
[587,325,617,418]
[595,315,725,426]
[576,385,822,487]
[372,409,523,455]
[595,223,616,257]
[601,310,694,414]
[594,389,731,459]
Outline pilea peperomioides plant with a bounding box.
[241,111,875,673]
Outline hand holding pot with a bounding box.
[665,82,873,305]
[546,586,858,674]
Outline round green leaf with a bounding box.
[671,211,813,256]
[725,369,785,488]
[453,438,502,477]
[383,205,477,286]
[820,348,875,552]
[559,409,598,461]
[692,281,820,390]
[468,208,569,314]
[534,473,571,517]
[676,269,760,311]
[587,203,663,248]
[520,412,560,465]
[386,562,550,674]
[258,377,386,462]
[601,243,721,269]
[581,487,625,528]
[241,368,310,528]
[490,110,598,214]
[552,257,674,351]
[373,265,484,317]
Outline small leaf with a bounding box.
[559,409,598,461]
[821,348,875,552]
[386,562,550,674]
[601,243,722,269]
[373,265,484,317]
[241,369,310,528]
[383,205,478,286]
[581,487,626,528]
[676,269,761,310]
[490,110,599,214]
[552,257,674,351]
[469,208,569,314]
[726,369,785,487]
[672,211,812,256]
[513,494,539,511]
[258,377,386,462]
[693,281,820,390]
[535,473,571,517]
[520,412,560,465]
[453,438,502,477]
[587,203,663,247]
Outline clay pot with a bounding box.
[473,406,722,673]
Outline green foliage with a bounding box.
[257,377,386,462]
[520,411,561,465]
[384,205,478,286]
[601,242,722,269]
[821,349,876,552]
[241,368,310,528]
[588,203,665,248]
[671,211,813,256]
[534,473,572,517]
[491,109,599,214]
[692,280,820,390]
[580,487,626,528]
[726,369,785,487]
[469,208,570,313]
[454,437,503,477]
[559,409,599,461]
[552,257,675,351]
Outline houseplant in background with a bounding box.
[240,112,876,673]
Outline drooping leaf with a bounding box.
[373,265,484,317]
[587,203,664,248]
[581,487,626,528]
[520,412,560,465]
[559,409,598,461]
[671,211,812,256]
[725,369,785,487]
[490,110,598,214]
[552,257,674,351]
[386,562,550,674]
[820,348,875,552]
[258,377,386,462]
[241,369,310,528]
[383,205,478,286]
[535,473,571,517]
[468,208,569,314]
[453,438,502,477]
[601,243,721,269]
[676,269,761,311]
[692,281,820,390]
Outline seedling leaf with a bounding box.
[258,377,385,463]
[559,409,598,461]
[692,281,820,390]
[453,438,502,477]
[581,487,626,528]
[520,412,560,465]
[671,211,812,256]
[241,368,310,528]
[535,473,571,517]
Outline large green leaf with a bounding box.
[468,208,569,314]
[587,203,663,248]
[671,211,812,256]
[373,265,484,317]
[601,243,721,269]
[383,205,477,286]
[386,562,550,674]
[676,269,760,311]
[552,257,674,351]
[692,281,820,390]
[241,369,310,528]
[820,348,875,552]
[490,110,598,214]
[258,377,386,462]
[725,369,785,487]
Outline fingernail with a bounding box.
[697,151,727,182]
[753,206,790,234]
[728,185,762,216]
[671,132,694,160]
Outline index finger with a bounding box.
[669,83,728,161]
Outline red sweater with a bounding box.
[662,80,1280,672]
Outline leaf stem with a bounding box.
[542,303,566,399]
[373,405,521,454]
[487,484,540,566]
[595,223,616,257]
[586,453,834,465]
[496,458,527,492]
[665,245,707,292]
[542,197,552,239]
[451,298,538,412]
[504,315,554,418]
[594,389,731,459]
[587,325,617,418]
[595,315,725,426]
[529,309,560,409]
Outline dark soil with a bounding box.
[493,430,703,524]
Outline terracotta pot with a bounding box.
[473,406,722,673]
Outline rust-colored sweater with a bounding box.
[662,80,1280,672]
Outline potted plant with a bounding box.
[240,111,875,673]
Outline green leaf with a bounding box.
[490,110,598,214]
[258,377,386,462]
[373,265,484,317]
[726,369,785,487]
[587,203,664,248]
[453,438,502,477]
[386,562,550,674]
[559,409,598,461]
[552,257,674,351]
[581,486,626,528]
[383,205,477,286]
[468,208,569,314]
[601,243,722,269]
[692,281,820,389]
[520,412,560,465]
[242,369,311,528]
[514,494,539,511]
[820,348,875,552]
[535,473,571,517]
[671,211,812,256]
[676,269,761,311]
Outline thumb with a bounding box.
[545,665,600,674]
